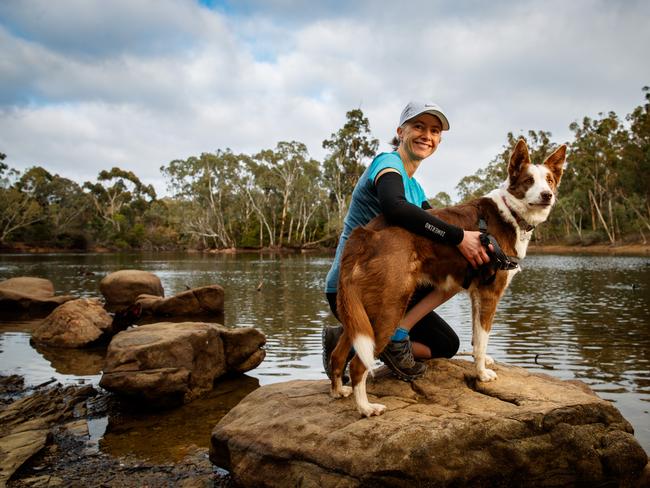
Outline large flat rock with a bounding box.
[211,359,648,487]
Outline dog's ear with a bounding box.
[508,138,530,181]
[543,145,566,186]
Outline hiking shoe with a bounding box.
[379,338,426,381]
[322,325,352,384]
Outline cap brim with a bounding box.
[422,110,450,131]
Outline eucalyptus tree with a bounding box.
[17,166,91,240]
[83,167,156,245]
[162,150,248,249]
[253,141,320,248]
[567,112,628,243]
[322,109,379,230]
[292,159,328,246]
[619,86,650,238]
[241,158,277,248]
[0,158,44,244]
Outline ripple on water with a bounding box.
[1,252,649,457]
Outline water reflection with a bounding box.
[99,374,259,462]
[1,252,649,455]
[32,343,105,376]
[494,256,650,390]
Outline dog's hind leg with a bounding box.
[350,356,386,417]
[470,289,498,382]
[330,329,353,398]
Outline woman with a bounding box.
[323,101,490,380]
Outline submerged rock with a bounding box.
[0,276,74,318]
[32,298,114,348]
[136,284,225,317]
[100,322,266,406]
[99,269,164,310]
[210,359,648,488]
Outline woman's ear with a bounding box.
[396,126,404,143]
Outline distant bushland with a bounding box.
[1,88,649,251]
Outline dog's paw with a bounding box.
[485,355,495,366]
[330,385,353,398]
[478,368,498,382]
[358,402,386,417]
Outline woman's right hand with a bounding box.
[457,230,491,269]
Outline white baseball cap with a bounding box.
[399,101,450,130]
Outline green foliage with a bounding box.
[428,192,453,209]
[457,87,650,244]
[4,93,650,249]
[83,166,157,245]
[322,109,379,231]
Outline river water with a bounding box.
[1,252,649,460]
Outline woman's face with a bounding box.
[397,114,443,162]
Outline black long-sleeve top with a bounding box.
[375,171,464,246]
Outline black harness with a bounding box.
[461,217,520,289]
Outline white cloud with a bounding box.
[0,0,648,199]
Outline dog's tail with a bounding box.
[338,282,376,373]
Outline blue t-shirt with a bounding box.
[324,152,428,293]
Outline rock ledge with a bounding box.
[211,359,648,488]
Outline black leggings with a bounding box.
[326,287,459,359]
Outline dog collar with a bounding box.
[501,196,535,232]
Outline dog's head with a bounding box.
[504,138,566,225]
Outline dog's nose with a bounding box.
[541,191,553,202]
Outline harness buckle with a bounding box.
[462,216,520,289]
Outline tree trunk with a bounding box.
[589,190,615,244]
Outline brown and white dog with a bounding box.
[329,139,566,417]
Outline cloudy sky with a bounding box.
[1,0,648,199]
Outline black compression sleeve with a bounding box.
[375,171,464,245]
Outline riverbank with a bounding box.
[3,242,650,256]
[1,375,232,487]
[528,242,650,256]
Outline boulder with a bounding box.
[100,322,266,406]
[99,270,164,310]
[210,359,648,488]
[0,276,74,318]
[136,285,224,317]
[31,298,114,348]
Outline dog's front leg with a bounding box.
[470,289,498,382]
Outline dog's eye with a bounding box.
[525,177,534,185]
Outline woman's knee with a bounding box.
[326,292,340,321]
[444,332,460,358]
